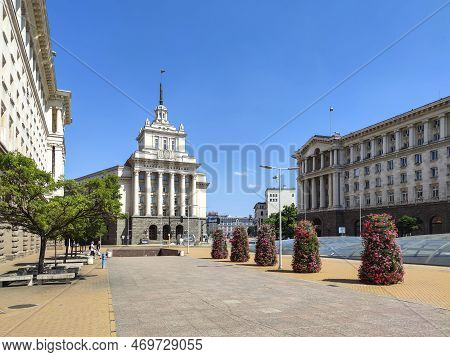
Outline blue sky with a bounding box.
[47,0,450,216]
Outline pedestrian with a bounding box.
[96,240,101,252]
[89,241,95,258]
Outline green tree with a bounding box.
[396,215,421,236]
[264,203,298,239]
[0,152,122,273]
[247,225,257,237]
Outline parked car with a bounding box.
[140,238,149,245]
[181,234,196,245]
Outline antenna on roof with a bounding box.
[329,106,334,135]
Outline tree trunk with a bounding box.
[38,236,47,274]
[64,238,69,263]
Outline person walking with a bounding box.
[89,241,96,259]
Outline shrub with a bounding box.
[291,220,321,273]
[254,224,277,266]
[358,213,404,285]
[230,226,250,262]
[211,229,228,259]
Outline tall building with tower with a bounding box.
[77,83,208,244]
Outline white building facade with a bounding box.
[293,97,450,236]
[0,0,72,262]
[265,187,296,216]
[77,85,208,244]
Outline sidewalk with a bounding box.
[184,247,450,310]
[0,251,114,337]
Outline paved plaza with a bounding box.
[108,255,450,337]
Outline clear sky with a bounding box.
[47,0,450,216]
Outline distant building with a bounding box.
[253,202,267,228]
[265,187,296,216]
[293,96,450,236]
[207,213,254,237]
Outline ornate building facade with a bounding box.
[293,97,450,236]
[77,85,208,244]
[0,0,72,262]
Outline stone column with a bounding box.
[180,174,186,216]
[311,177,317,209]
[145,172,151,216]
[439,114,447,140]
[157,172,163,216]
[333,149,338,165]
[304,179,310,210]
[320,153,324,169]
[319,175,326,208]
[328,173,333,208]
[339,173,345,207]
[395,130,401,151]
[349,145,354,163]
[360,142,366,160]
[370,138,376,158]
[298,178,304,211]
[191,174,197,217]
[423,120,429,144]
[382,134,388,154]
[333,172,339,207]
[56,108,63,134]
[133,170,139,216]
[312,156,316,171]
[408,126,414,148]
[169,172,175,216]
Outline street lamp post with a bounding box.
[259,165,297,270]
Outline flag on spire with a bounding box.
[329,106,334,112]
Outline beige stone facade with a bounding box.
[293,97,450,236]
[0,0,72,262]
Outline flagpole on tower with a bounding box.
[159,69,166,105]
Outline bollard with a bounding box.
[102,253,106,269]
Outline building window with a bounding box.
[387,160,394,171]
[353,196,360,206]
[353,182,359,191]
[401,190,408,203]
[376,192,382,205]
[431,185,439,199]
[171,140,176,151]
[387,175,394,185]
[415,170,422,181]
[431,167,438,178]
[375,163,381,173]
[400,157,407,167]
[364,166,370,175]
[375,177,381,187]
[345,198,350,208]
[400,173,407,183]
[163,139,168,150]
[344,184,349,193]
[364,180,370,189]
[415,186,423,201]
[344,171,349,179]
[447,146,450,157]
[365,194,371,206]
[155,137,159,148]
[430,150,438,161]
[388,191,395,204]
[353,168,360,178]
[139,195,144,204]
[415,153,422,165]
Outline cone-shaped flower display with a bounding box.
[254,224,277,266]
[211,229,228,259]
[230,226,250,262]
[359,214,404,285]
[292,220,321,273]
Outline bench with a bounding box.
[0,274,34,287]
[36,272,75,285]
[44,259,87,264]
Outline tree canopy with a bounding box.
[264,203,298,239]
[0,152,122,273]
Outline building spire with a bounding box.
[159,82,163,105]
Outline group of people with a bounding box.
[89,241,102,258]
